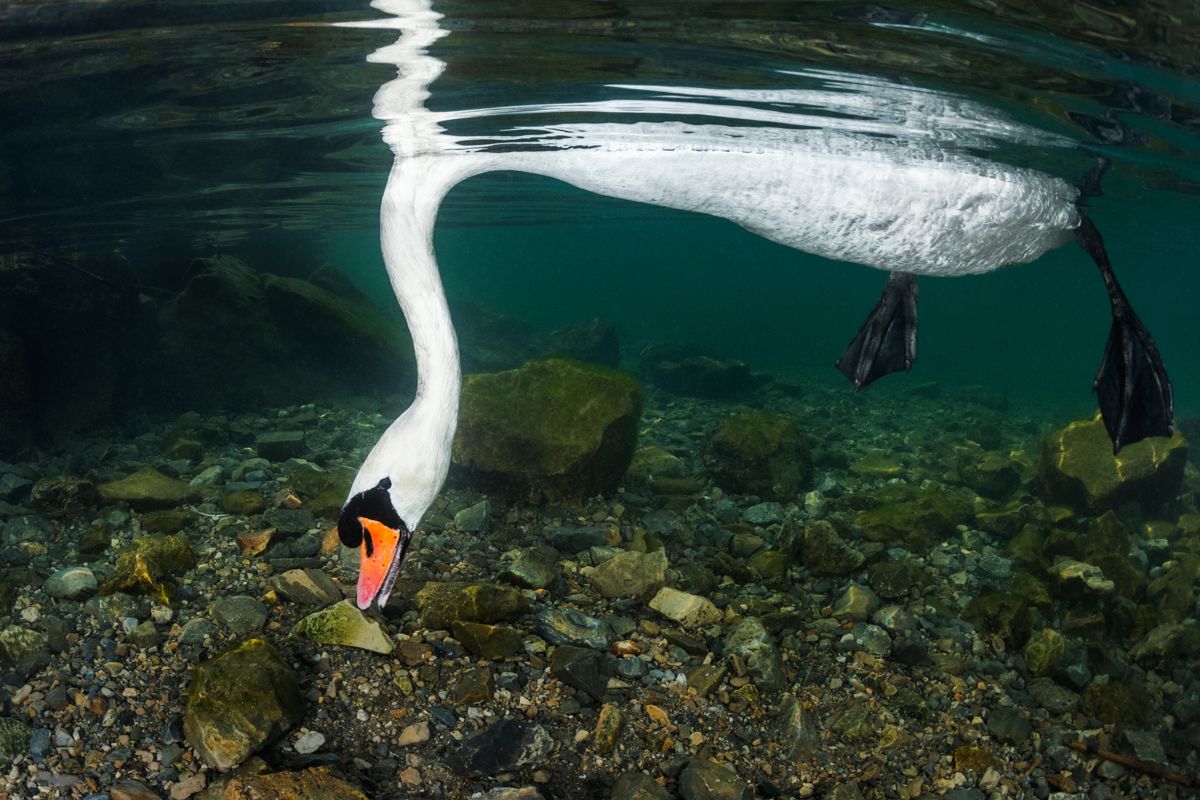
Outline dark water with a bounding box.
[4,0,1200,424]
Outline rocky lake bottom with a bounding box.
[2,354,1200,800]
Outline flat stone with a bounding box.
[450,666,495,706]
[209,596,269,636]
[549,645,607,702]
[293,600,394,654]
[293,730,325,755]
[44,566,97,600]
[452,621,525,660]
[448,718,553,777]
[648,587,720,629]
[416,582,526,629]
[98,468,192,511]
[589,549,667,599]
[536,607,614,649]
[832,584,879,622]
[500,546,560,590]
[183,638,305,771]
[398,721,430,746]
[273,568,342,606]
[986,706,1031,744]
[743,502,784,525]
[612,771,671,800]
[221,766,368,799]
[454,500,490,533]
[678,758,753,800]
[548,526,609,553]
[1123,730,1167,765]
[256,431,307,462]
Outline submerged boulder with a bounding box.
[155,255,414,408]
[453,358,642,498]
[183,638,304,771]
[705,409,811,500]
[1038,414,1187,512]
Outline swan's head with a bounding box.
[338,477,413,610]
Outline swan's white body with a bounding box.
[339,0,1082,603]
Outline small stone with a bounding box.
[594,703,624,754]
[1123,730,1166,765]
[237,528,275,556]
[293,600,395,654]
[678,758,753,800]
[450,666,494,706]
[398,721,430,746]
[221,766,367,799]
[648,587,721,628]
[612,771,670,800]
[832,584,879,622]
[415,582,526,629]
[1055,559,1114,596]
[293,729,326,754]
[535,607,613,649]
[452,621,525,660]
[44,566,98,600]
[221,490,266,516]
[589,550,667,599]
[454,500,490,533]
[744,502,784,525]
[111,780,161,800]
[549,645,607,702]
[273,568,342,606]
[98,468,192,511]
[500,547,560,590]
[205,595,266,636]
[1024,628,1066,677]
[686,664,726,697]
[548,526,610,553]
[986,706,1031,744]
[724,617,786,692]
[256,431,307,461]
[799,521,864,576]
[448,718,553,777]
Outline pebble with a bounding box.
[294,729,326,754]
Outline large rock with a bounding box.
[183,638,305,771]
[1039,415,1187,512]
[704,410,811,500]
[293,601,395,654]
[453,358,642,498]
[98,468,191,511]
[155,255,414,408]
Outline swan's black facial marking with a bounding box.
[338,477,402,550]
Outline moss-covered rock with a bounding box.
[962,592,1032,649]
[100,533,196,606]
[283,463,355,519]
[1006,524,1047,569]
[0,717,32,763]
[748,549,789,578]
[856,488,972,549]
[705,409,811,500]
[797,520,864,577]
[453,358,642,498]
[221,490,265,516]
[451,621,524,660]
[415,582,527,630]
[588,549,667,599]
[625,445,686,485]
[293,601,394,654]
[139,508,195,534]
[98,468,191,511]
[183,638,305,771]
[850,451,903,478]
[1023,628,1066,677]
[958,450,1022,500]
[867,559,932,600]
[1038,415,1187,512]
[221,767,368,800]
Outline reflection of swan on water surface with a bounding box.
[336,0,1174,610]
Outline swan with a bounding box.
[336,0,1174,610]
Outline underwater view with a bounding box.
[4,0,1200,798]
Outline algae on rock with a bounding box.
[704,409,811,501]
[453,358,642,498]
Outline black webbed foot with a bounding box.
[1076,215,1174,452]
[836,271,919,390]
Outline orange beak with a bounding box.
[356,517,402,609]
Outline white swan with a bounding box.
[336,0,1173,610]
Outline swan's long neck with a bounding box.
[382,156,461,419]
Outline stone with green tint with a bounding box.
[855,488,972,549]
[748,549,789,578]
[612,770,670,800]
[98,467,192,511]
[1038,415,1187,512]
[450,666,494,705]
[220,490,265,516]
[827,703,877,745]
[1081,680,1152,728]
[589,549,667,599]
[284,463,355,520]
[221,766,368,800]
[850,451,903,478]
[453,358,642,498]
[867,559,931,600]
[958,451,1021,500]
[416,582,526,630]
[704,409,811,500]
[101,534,196,605]
[0,717,32,762]
[1005,524,1046,569]
[724,617,785,693]
[1023,628,1066,677]
[184,638,305,771]
[678,758,753,800]
[140,508,195,534]
[962,592,1031,649]
[798,520,864,576]
[451,621,524,660]
[293,601,394,654]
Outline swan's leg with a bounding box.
[1076,215,1174,452]
[836,271,919,390]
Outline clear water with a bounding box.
[4,0,1199,415]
